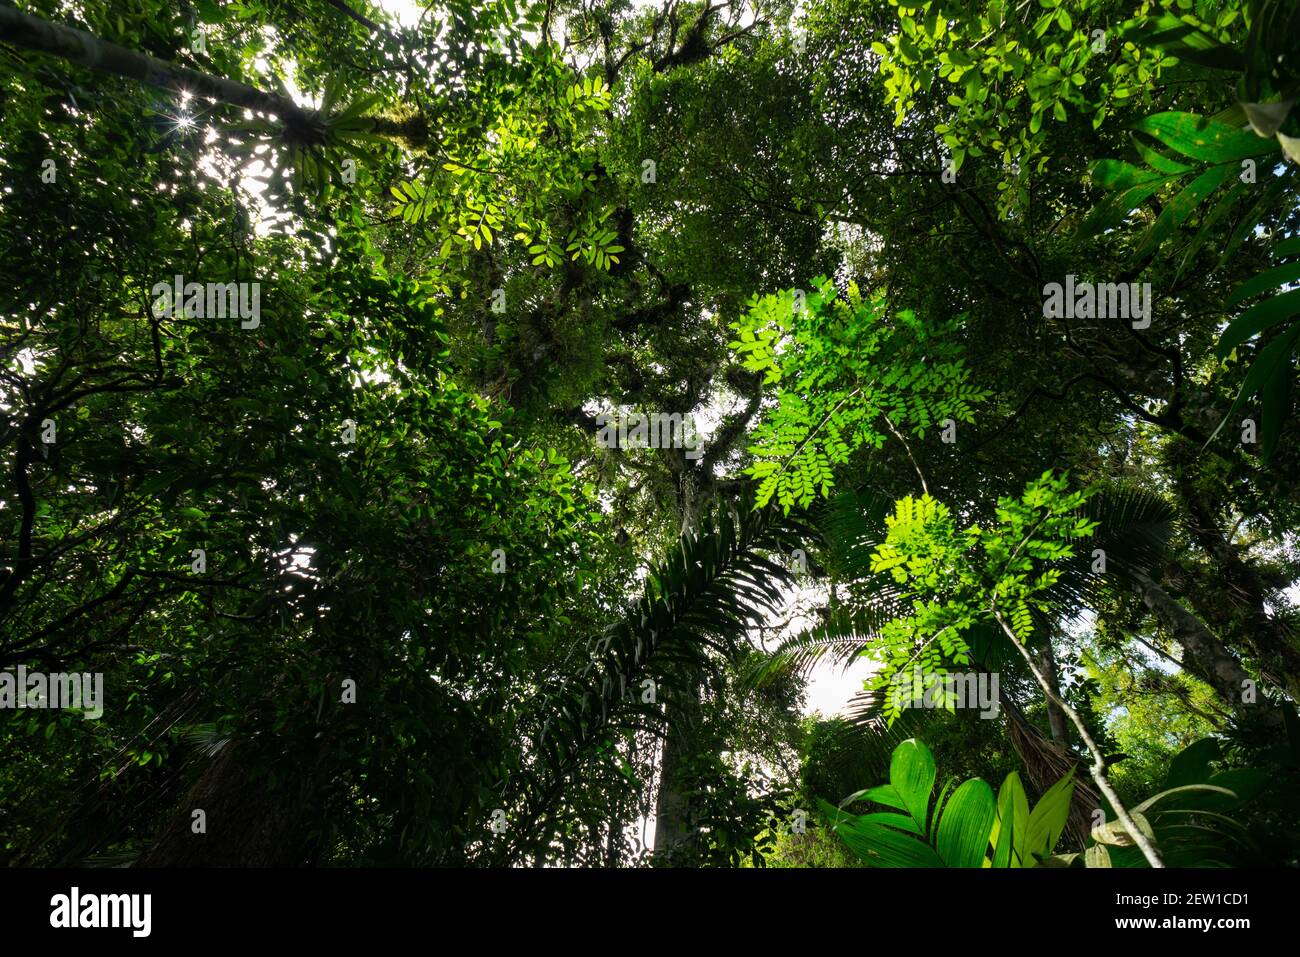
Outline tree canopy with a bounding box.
[2,0,1299,872]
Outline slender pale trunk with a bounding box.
[653,472,705,862]
[1035,639,1070,746]
[993,610,1164,867]
[1130,569,1277,724]
[652,679,703,860]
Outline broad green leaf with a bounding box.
[991,797,1015,868]
[817,799,944,867]
[1163,737,1221,788]
[1225,262,1300,308]
[1216,288,1300,356]
[935,778,995,867]
[1026,766,1075,860]
[1090,159,1161,191]
[1131,132,1193,174]
[1133,113,1278,163]
[888,738,937,832]
[1134,163,1234,259]
[855,811,926,835]
[841,819,946,867]
[1134,783,1242,815]
[993,771,1031,867]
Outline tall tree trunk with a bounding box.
[1035,639,1070,746]
[651,684,701,861]
[651,468,709,863]
[135,741,317,867]
[1129,568,1276,721]
[1167,443,1300,696]
[604,815,620,867]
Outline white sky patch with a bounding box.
[756,579,876,718]
[804,657,874,716]
[376,0,424,29]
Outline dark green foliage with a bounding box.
[3,0,1299,870]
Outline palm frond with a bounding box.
[751,602,903,685]
[498,500,814,861]
[1049,484,1176,617]
[814,487,893,580]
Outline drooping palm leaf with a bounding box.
[1049,484,1176,613]
[747,488,903,686]
[496,500,814,862]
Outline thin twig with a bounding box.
[881,411,928,495]
[992,607,1165,867]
